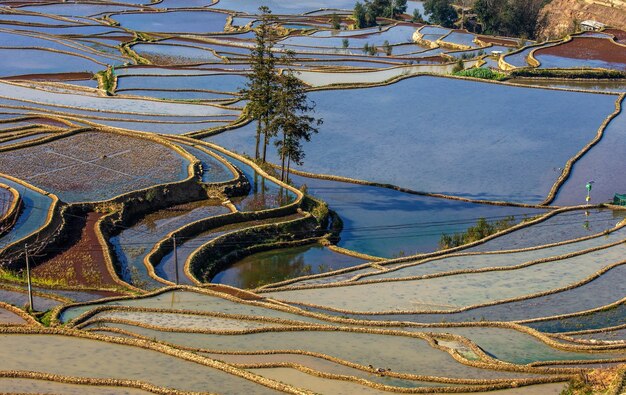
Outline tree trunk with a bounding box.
[286,156,291,184]
[262,130,269,163]
[262,109,271,163]
[261,176,266,206]
[280,130,287,181]
[255,121,261,160]
[253,171,259,194]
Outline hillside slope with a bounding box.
[538,0,626,39]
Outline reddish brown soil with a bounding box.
[605,28,626,41]
[32,212,121,289]
[477,35,519,47]
[174,36,215,45]
[3,72,93,81]
[535,36,626,65]
[95,34,133,43]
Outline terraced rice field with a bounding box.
[0,131,190,202]
[534,36,626,71]
[0,1,624,394]
[210,76,617,203]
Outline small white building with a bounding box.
[580,20,606,31]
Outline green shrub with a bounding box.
[439,216,516,249]
[145,188,157,202]
[38,310,54,327]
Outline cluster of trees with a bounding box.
[362,42,377,55]
[423,0,458,28]
[353,0,408,28]
[420,0,546,38]
[243,7,322,181]
[473,0,547,39]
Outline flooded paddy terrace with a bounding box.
[0,1,624,394]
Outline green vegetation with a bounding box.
[509,68,626,79]
[353,2,369,29]
[439,216,516,249]
[0,269,68,288]
[353,0,408,28]
[454,67,507,80]
[411,9,425,23]
[382,40,392,56]
[474,0,547,39]
[145,188,157,202]
[96,66,115,95]
[423,0,458,28]
[37,310,54,327]
[330,13,341,30]
[342,38,349,49]
[302,196,330,223]
[363,42,378,56]
[244,7,322,181]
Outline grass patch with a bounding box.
[0,269,68,288]
[96,67,115,94]
[36,310,54,327]
[454,67,508,81]
[510,68,626,79]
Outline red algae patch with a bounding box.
[535,37,626,66]
[605,28,626,42]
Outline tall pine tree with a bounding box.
[242,6,278,161]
